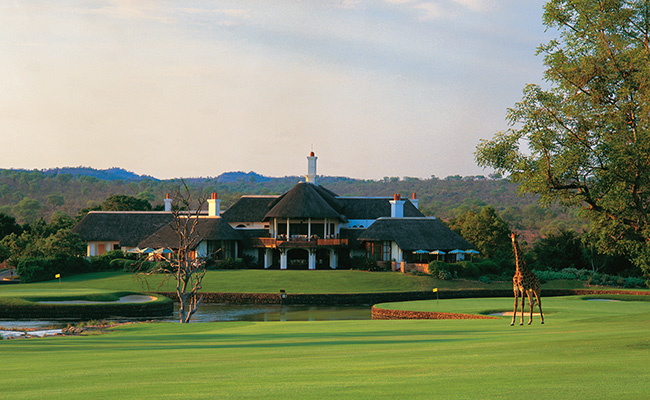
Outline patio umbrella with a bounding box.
[412,249,428,262]
[154,248,173,254]
[429,250,446,261]
[449,249,466,262]
[465,249,479,261]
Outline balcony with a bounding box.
[251,236,348,249]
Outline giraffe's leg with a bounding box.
[527,291,534,325]
[534,290,544,324]
[511,290,518,326]
[519,291,525,325]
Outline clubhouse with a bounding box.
[73,153,475,269]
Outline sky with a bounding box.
[1,0,552,180]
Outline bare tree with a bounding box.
[142,180,208,323]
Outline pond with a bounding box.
[0,303,372,330]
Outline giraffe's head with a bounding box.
[511,232,517,243]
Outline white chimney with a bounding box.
[306,151,318,185]
[164,193,173,212]
[411,192,419,210]
[389,194,405,218]
[207,192,221,217]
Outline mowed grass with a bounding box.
[0,270,441,294]
[2,296,650,399]
[0,270,593,295]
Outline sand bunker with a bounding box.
[38,295,156,305]
[490,312,542,316]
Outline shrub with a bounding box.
[478,275,491,284]
[349,256,381,271]
[475,260,501,275]
[428,261,449,276]
[89,250,135,272]
[438,270,452,280]
[15,256,89,283]
[209,258,246,270]
[458,261,479,279]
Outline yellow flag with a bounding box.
[55,274,60,279]
[432,288,438,293]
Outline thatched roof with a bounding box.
[138,217,243,249]
[221,196,278,223]
[357,217,475,252]
[337,197,424,220]
[264,182,344,220]
[71,212,174,247]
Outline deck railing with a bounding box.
[250,237,348,248]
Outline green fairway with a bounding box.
[2,296,650,399]
[0,270,593,295]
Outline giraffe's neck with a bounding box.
[513,238,527,275]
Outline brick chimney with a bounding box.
[411,192,419,210]
[207,192,221,217]
[164,193,173,212]
[389,193,405,218]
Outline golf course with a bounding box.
[1,271,650,399]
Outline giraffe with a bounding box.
[510,232,544,326]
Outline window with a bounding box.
[382,241,391,261]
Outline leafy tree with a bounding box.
[101,194,152,211]
[41,229,85,258]
[533,229,588,271]
[0,242,10,263]
[476,1,650,277]
[12,197,42,224]
[0,213,22,239]
[46,194,65,208]
[448,206,511,260]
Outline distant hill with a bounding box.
[41,167,157,182]
[212,171,272,183]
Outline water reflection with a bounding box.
[183,303,372,322]
[0,303,372,329]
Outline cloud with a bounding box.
[451,0,497,12]
[382,0,499,21]
[412,2,445,20]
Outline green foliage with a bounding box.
[0,212,22,239]
[474,260,502,276]
[89,250,135,271]
[532,268,647,289]
[533,229,587,271]
[476,1,650,277]
[12,197,42,225]
[101,194,152,211]
[349,256,388,272]
[208,257,246,270]
[15,256,90,283]
[448,206,511,259]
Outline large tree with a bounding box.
[475,0,650,277]
[448,206,512,260]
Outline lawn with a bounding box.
[0,270,592,295]
[2,296,649,399]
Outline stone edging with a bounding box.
[154,288,649,306]
[371,306,499,320]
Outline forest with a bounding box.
[0,167,585,238]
